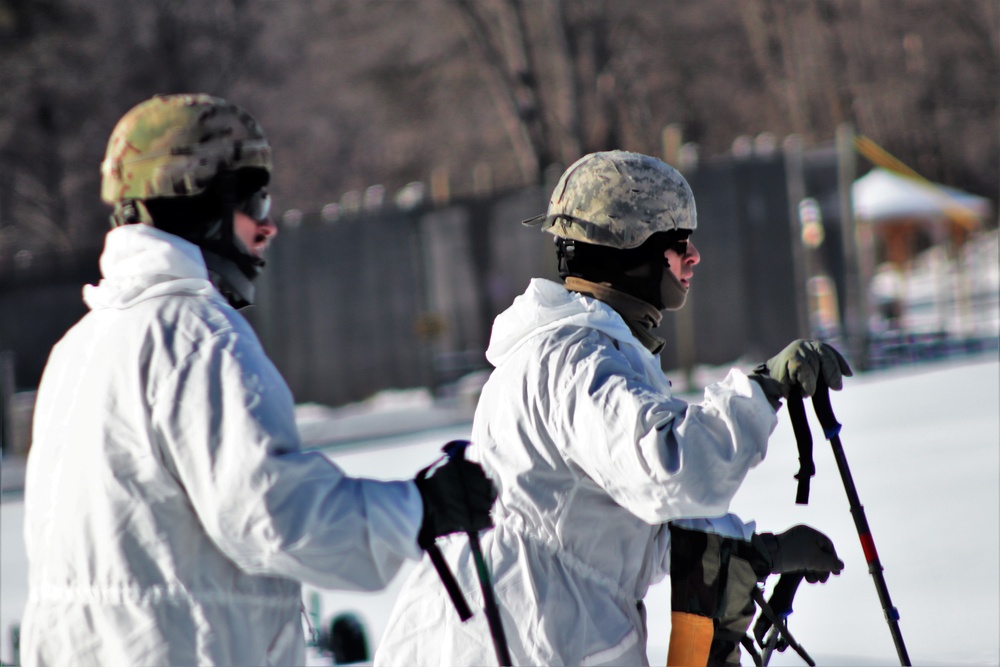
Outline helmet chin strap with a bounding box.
[197,190,266,309]
[115,170,270,310]
[202,249,257,309]
[659,264,688,311]
[200,213,265,310]
[558,231,691,311]
[110,200,154,227]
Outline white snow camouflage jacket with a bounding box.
[20,224,423,667]
[376,278,777,666]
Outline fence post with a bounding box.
[663,125,698,391]
[836,123,869,369]
[783,135,813,339]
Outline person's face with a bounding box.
[232,190,277,257]
[664,237,700,288]
[233,209,278,258]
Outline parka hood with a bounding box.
[83,224,216,310]
[485,278,643,367]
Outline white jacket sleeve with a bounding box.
[150,328,423,591]
[553,330,776,525]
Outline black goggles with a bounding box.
[237,189,271,222]
[649,229,692,257]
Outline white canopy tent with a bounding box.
[852,167,992,227]
[851,168,997,341]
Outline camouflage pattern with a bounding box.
[523,150,697,249]
[100,94,271,206]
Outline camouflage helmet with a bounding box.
[523,150,696,249]
[100,93,271,208]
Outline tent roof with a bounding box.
[852,168,992,226]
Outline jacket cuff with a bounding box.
[748,366,784,411]
[752,531,780,575]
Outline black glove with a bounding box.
[751,339,853,406]
[754,525,844,583]
[414,441,497,549]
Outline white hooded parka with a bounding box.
[20,225,423,667]
[376,278,777,666]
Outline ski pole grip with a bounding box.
[444,439,470,462]
[442,439,484,535]
[787,393,814,505]
[769,573,803,617]
[810,383,842,440]
[418,443,476,622]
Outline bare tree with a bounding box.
[2,0,996,267]
[0,0,269,264]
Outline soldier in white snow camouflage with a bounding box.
[378,149,848,667]
[21,93,496,667]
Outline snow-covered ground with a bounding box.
[2,352,998,665]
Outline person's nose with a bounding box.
[685,240,700,266]
[259,217,278,240]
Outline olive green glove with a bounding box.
[751,339,853,406]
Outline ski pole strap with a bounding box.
[787,394,814,505]
[425,543,473,622]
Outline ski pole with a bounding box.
[811,384,911,666]
[468,525,512,666]
[443,441,513,666]
[751,577,814,667]
[417,446,474,623]
[761,623,780,666]
[753,574,805,666]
